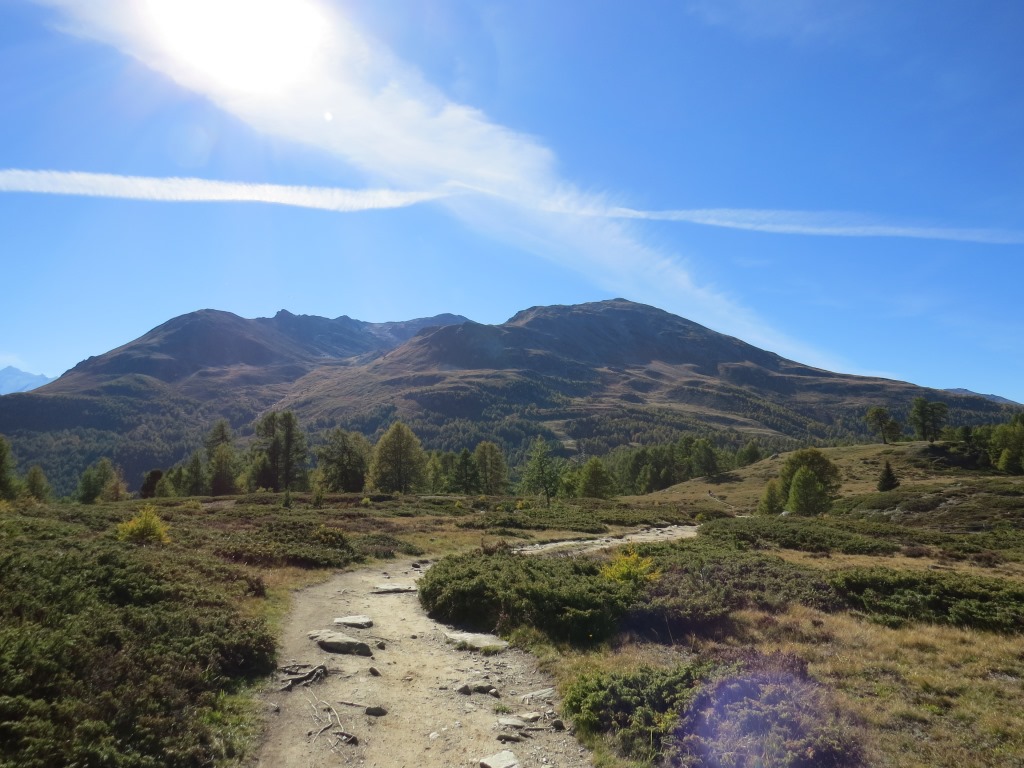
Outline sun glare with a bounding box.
[145,0,328,96]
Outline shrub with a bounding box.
[116,505,171,545]
[668,651,865,768]
[564,662,711,762]
[626,539,842,638]
[829,567,1024,632]
[418,552,630,643]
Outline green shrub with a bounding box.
[116,504,171,545]
[564,652,863,767]
[564,662,711,762]
[700,516,899,556]
[353,532,424,559]
[625,540,841,638]
[668,651,865,768]
[418,552,630,643]
[829,567,1024,632]
[0,531,275,768]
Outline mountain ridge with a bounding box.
[0,299,1013,494]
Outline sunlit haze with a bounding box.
[145,0,328,96]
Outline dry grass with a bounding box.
[775,549,1024,584]
[722,605,1024,768]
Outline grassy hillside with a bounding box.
[3,441,1024,766]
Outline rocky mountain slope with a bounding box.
[0,299,1009,493]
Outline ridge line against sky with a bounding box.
[3,1,1023,401]
[3,168,1023,246]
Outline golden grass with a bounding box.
[722,605,1024,768]
[774,549,1024,584]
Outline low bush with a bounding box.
[625,541,842,638]
[564,651,864,767]
[417,552,630,643]
[213,520,355,568]
[0,523,275,768]
[563,662,712,763]
[668,651,865,768]
[829,567,1024,632]
[352,532,424,559]
[116,504,171,545]
[699,516,899,556]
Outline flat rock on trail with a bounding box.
[256,559,594,768]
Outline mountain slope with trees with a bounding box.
[0,299,1010,494]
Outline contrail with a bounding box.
[0,169,451,213]
[561,204,1024,245]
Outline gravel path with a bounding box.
[256,525,698,767]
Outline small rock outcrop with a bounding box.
[308,630,372,656]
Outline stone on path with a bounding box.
[480,750,519,768]
[364,705,388,717]
[520,687,555,704]
[372,584,417,594]
[445,630,509,652]
[498,716,528,729]
[334,615,373,629]
[308,630,372,657]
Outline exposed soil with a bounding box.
[256,525,698,768]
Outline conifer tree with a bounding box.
[787,466,831,515]
[0,435,18,501]
[521,437,558,507]
[317,428,370,492]
[577,456,616,499]
[368,421,426,494]
[23,465,50,502]
[757,478,784,515]
[474,441,508,495]
[877,461,900,491]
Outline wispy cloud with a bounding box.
[21,0,947,374]
[553,204,1024,245]
[0,169,449,213]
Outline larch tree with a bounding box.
[0,435,18,501]
[757,479,785,515]
[787,466,831,515]
[577,456,616,499]
[521,437,558,507]
[23,465,50,501]
[316,428,371,492]
[368,421,426,494]
[474,441,508,495]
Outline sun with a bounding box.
[145,0,328,96]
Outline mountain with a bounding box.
[0,299,1009,495]
[0,366,53,394]
[945,388,1019,406]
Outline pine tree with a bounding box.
[452,448,480,494]
[877,461,900,491]
[778,448,841,501]
[209,443,237,496]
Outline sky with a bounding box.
[1,0,1023,403]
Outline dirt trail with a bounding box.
[257,525,697,768]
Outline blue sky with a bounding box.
[2,0,1023,403]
